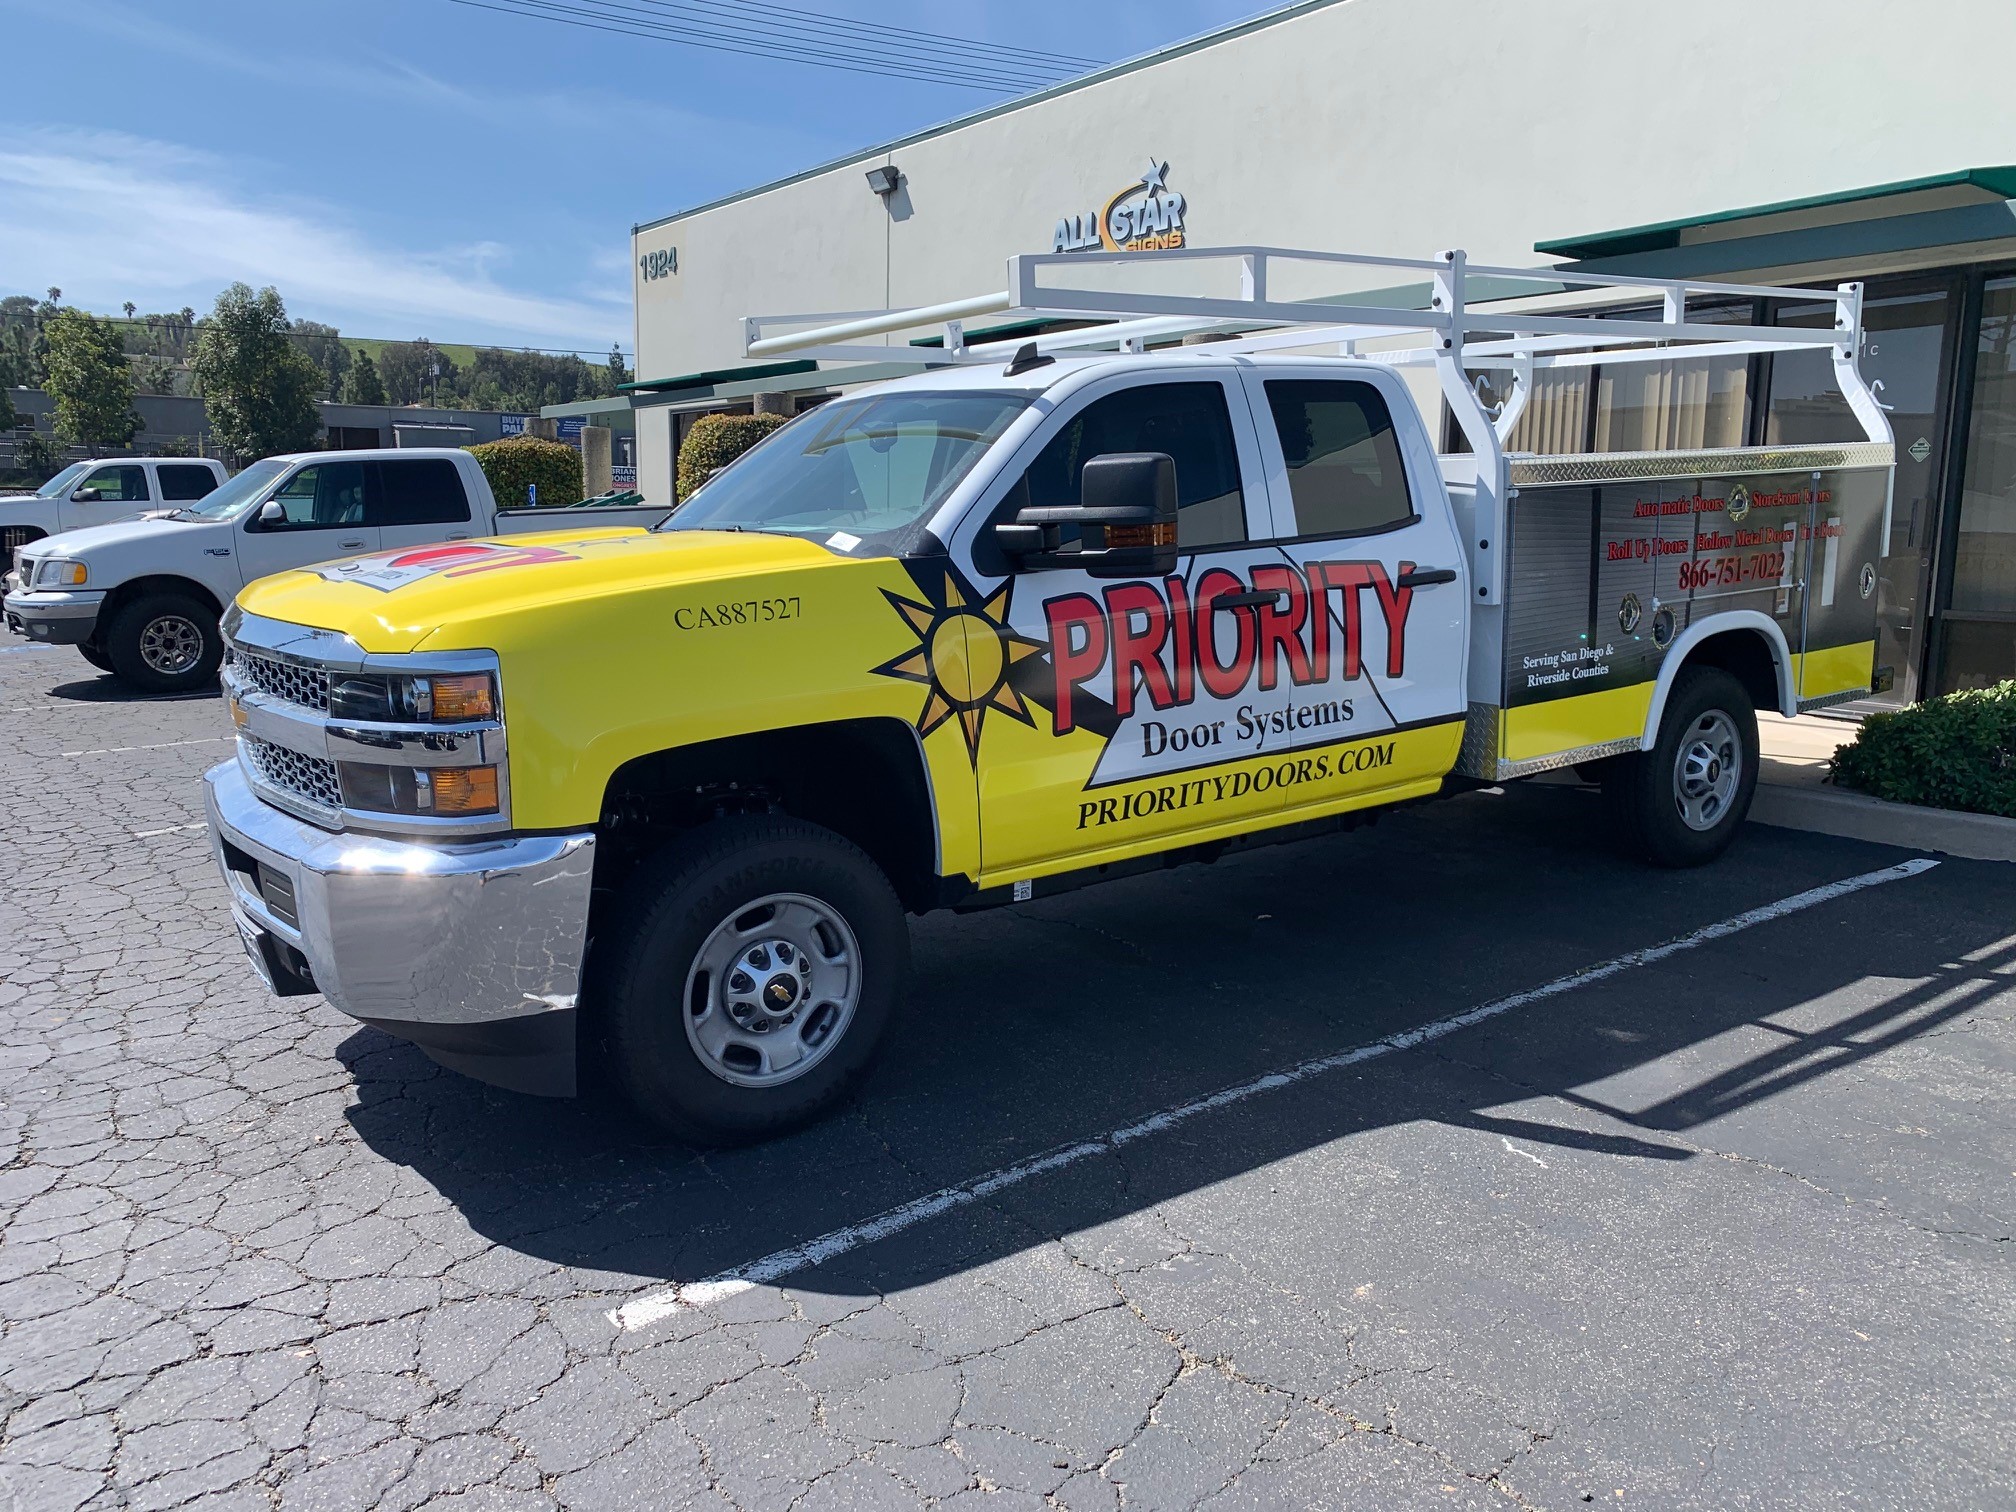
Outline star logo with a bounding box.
[872,566,1047,764]
[1139,160,1170,196]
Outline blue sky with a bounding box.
[0,0,1268,355]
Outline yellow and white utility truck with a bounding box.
[204,247,1894,1141]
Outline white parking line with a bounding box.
[134,823,207,839]
[61,737,233,757]
[608,856,1942,1332]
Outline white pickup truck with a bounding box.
[0,456,228,557]
[5,447,669,693]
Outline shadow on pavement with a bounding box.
[336,783,2009,1297]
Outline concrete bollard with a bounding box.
[529,417,559,440]
[581,425,613,498]
[751,392,793,418]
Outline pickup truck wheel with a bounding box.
[104,594,222,694]
[595,815,908,1144]
[1602,666,1758,867]
[77,640,111,672]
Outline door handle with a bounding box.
[1213,588,1286,609]
[447,533,470,541]
[339,537,367,550]
[1396,566,1458,588]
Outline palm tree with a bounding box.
[123,302,136,320]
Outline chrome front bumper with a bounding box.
[204,760,597,1095]
[3,587,104,645]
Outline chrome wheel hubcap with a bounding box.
[1673,709,1741,832]
[138,614,204,675]
[684,892,860,1087]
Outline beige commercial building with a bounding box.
[585,0,2016,703]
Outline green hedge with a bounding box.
[1829,680,2016,817]
[676,412,786,502]
[467,435,582,509]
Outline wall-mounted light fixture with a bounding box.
[864,164,902,197]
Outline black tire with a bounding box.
[1602,666,1759,867]
[77,640,111,672]
[592,815,908,1144]
[103,593,223,694]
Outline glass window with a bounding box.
[79,465,149,502]
[1001,382,1246,550]
[1942,275,2016,691]
[263,461,367,529]
[665,390,1029,553]
[183,459,290,520]
[157,465,217,501]
[30,463,90,499]
[1262,380,1414,537]
[1593,302,1751,452]
[370,459,470,526]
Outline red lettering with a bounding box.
[1250,564,1311,691]
[1193,567,1256,699]
[1369,563,1413,678]
[1164,574,1195,704]
[1307,561,1373,681]
[1044,593,1107,736]
[1102,582,1175,719]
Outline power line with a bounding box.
[448,0,1095,91]
[456,0,1071,89]
[627,0,1105,71]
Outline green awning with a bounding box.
[620,359,818,395]
[1537,166,2016,262]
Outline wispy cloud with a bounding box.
[0,128,628,349]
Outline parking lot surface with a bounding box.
[1,639,2012,1511]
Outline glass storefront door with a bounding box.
[1766,281,1960,707]
[1938,275,2016,692]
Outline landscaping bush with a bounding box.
[676,412,786,501]
[467,435,582,509]
[1829,680,2016,817]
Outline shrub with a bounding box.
[676,411,786,501]
[1829,681,2016,818]
[467,434,582,509]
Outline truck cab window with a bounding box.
[265,462,366,529]
[1262,380,1416,539]
[999,381,1246,553]
[80,465,149,503]
[158,465,218,501]
[370,459,470,526]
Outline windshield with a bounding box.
[662,390,1030,550]
[31,463,90,499]
[178,458,291,520]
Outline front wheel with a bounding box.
[104,593,222,694]
[593,815,908,1144]
[1602,666,1759,867]
[77,640,111,672]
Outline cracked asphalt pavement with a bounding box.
[2,639,2012,1510]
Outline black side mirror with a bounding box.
[994,451,1178,579]
[255,499,287,528]
[71,488,103,502]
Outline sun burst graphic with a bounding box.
[872,567,1046,763]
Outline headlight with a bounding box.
[328,671,495,723]
[37,560,87,587]
[337,762,501,816]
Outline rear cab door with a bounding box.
[367,457,477,552]
[153,461,223,505]
[1234,364,1471,813]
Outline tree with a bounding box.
[608,344,632,388]
[122,301,136,320]
[44,309,139,452]
[376,339,455,406]
[341,349,386,405]
[192,283,323,462]
[289,319,351,399]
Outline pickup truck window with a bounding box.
[158,464,219,501]
[265,462,367,530]
[81,465,150,503]
[369,459,470,525]
[1261,380,1416,539]
[182,458,290,520]
[28,463,89,500]
[664,390,1028,550]
[994,381,1247,550]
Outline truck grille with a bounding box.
[242,735,342,812]
[230,649,331,712]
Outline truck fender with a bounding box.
[1638,611,1796,751]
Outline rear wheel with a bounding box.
[593,815,908,1144]
[104,593,222,694]
[1602,666,1758,867]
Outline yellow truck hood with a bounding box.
[236,527,838,653]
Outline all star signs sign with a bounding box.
[1053,161,1188,254]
